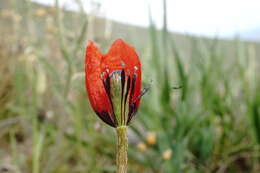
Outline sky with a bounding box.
[33,0,260,40]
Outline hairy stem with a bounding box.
[116,126,128,173]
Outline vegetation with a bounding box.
[0,0,259,172]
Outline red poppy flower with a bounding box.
[85,39,142,127]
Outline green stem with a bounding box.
[116,126,128,173]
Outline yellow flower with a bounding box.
[162,149,172,160]
[35,8,47,17]
[146,132,156,145]
[137,142,147,152]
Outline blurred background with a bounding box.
[0,0,259,172]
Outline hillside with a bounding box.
[1,0,260,59]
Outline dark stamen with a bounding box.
[102,74,117,126]
[103,76,111,97]
[127,73,137,124]
[96,110,115,127]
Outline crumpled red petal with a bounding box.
[102,39,142,110]
[85,41,115,127]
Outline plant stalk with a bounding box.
[116,126,128,173]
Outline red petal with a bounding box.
[101,39,142,108]
[85,41,115,126]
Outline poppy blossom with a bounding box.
[85,39,142,127]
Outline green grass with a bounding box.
[0,0,260,172]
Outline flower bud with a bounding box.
[85,39,142,127]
